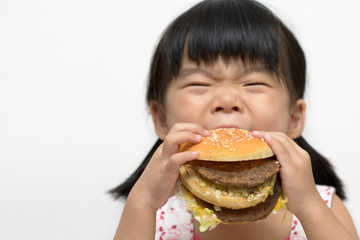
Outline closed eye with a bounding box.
[185,83,211,87]
[244,82,268,87]
[182,81,212,94]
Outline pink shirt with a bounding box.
[156,185,335,240]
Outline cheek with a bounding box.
[255,111,290,132]
[164,92,202,126]
[269,113,291,132]
[251,96,291,132]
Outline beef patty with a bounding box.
[195,177,282,224]
[190,158,280,188]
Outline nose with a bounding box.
[211,86,243,113]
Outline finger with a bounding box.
[162,131,204,157]
[252,130,302,153]
[252,131,298,167]
[164,150,200,174]
[251,130,266,139]
[263,132,309,165]
[252,131,292,154]
[168,123,210,137]
[162,123,210,156]
[263,133,292,165]
[253,131,300,156]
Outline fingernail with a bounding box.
[204,130,210,136]
[195,134,202,141]
[252,130,259,135]
[264,134,271,140]
[192,151,200,157]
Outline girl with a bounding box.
[111,0,359,239]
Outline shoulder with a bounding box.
[155,195,194,240]
[330,194,358,237]
[316,185,358,237]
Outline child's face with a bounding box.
[152,55,305,139]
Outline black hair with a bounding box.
[109,0,345,200]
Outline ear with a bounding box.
[287,99,306,139]
[149,101,169,140]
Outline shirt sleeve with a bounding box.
[316,185,336,208]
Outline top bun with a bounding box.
[179,128,273,161]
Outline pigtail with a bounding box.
[109,138,163,200]
[295,136,346,200]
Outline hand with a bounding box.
[251,131,322,218]
[131,123,210,214]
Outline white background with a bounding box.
[0,0,359,239]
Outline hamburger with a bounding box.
[177,128,287,231]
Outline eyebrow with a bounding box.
[177,65,271,80]
[177,67,213,79]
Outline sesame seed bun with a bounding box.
[179,128,274,161]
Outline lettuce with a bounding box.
[177,181,220,232]
[272,195,288,223]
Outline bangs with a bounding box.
[168,0,280,75]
